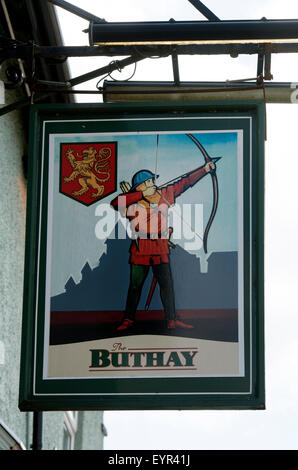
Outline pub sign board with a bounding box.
[19,102,265,411]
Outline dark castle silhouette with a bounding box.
[51,222,238,312]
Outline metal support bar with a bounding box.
[0,54,152,116]
[47,0,106,23]
[188,0,220,21]
[35,79,71,88]
[0,92,50,116]
[171,52,180,85]
[32,42,298,57]
[3,42,298,63]
[89,19,298,45]
[257,50,264,81]
[0,97,31,116]
[102,80,297,104]
[168,19,180,85]
[264,47,273,80]
[68,54,149,87]
[44,42,298,56]
[32,412,43,451]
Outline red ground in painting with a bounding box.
[50,309,238,345]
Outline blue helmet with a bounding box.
[131,170,158,190]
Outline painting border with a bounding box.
[19,101,265,411]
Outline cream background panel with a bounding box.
[47,335,239,379]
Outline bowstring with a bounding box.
[156,189,204,244]
[153,133,204,245]
[154,134,159,181]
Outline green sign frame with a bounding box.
[19,101,265,411]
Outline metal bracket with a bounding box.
[0,50,150,116]
[46,0,106,23]
[0,1,296,116]
[168,1,220,86]
[264,45,273,80]
[171,51,180,86]
[31,412,43,451]
[169,19,180,86]
[256,44,273,83]
[188,0,220,21]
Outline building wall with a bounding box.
[0,74,105,451]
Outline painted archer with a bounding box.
[110,134,219,331]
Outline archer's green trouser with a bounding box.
[124,263,176,320]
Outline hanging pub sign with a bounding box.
[19,101,265,411]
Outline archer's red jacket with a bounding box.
[111,167,207,265]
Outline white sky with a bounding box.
[55,1,298,450]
